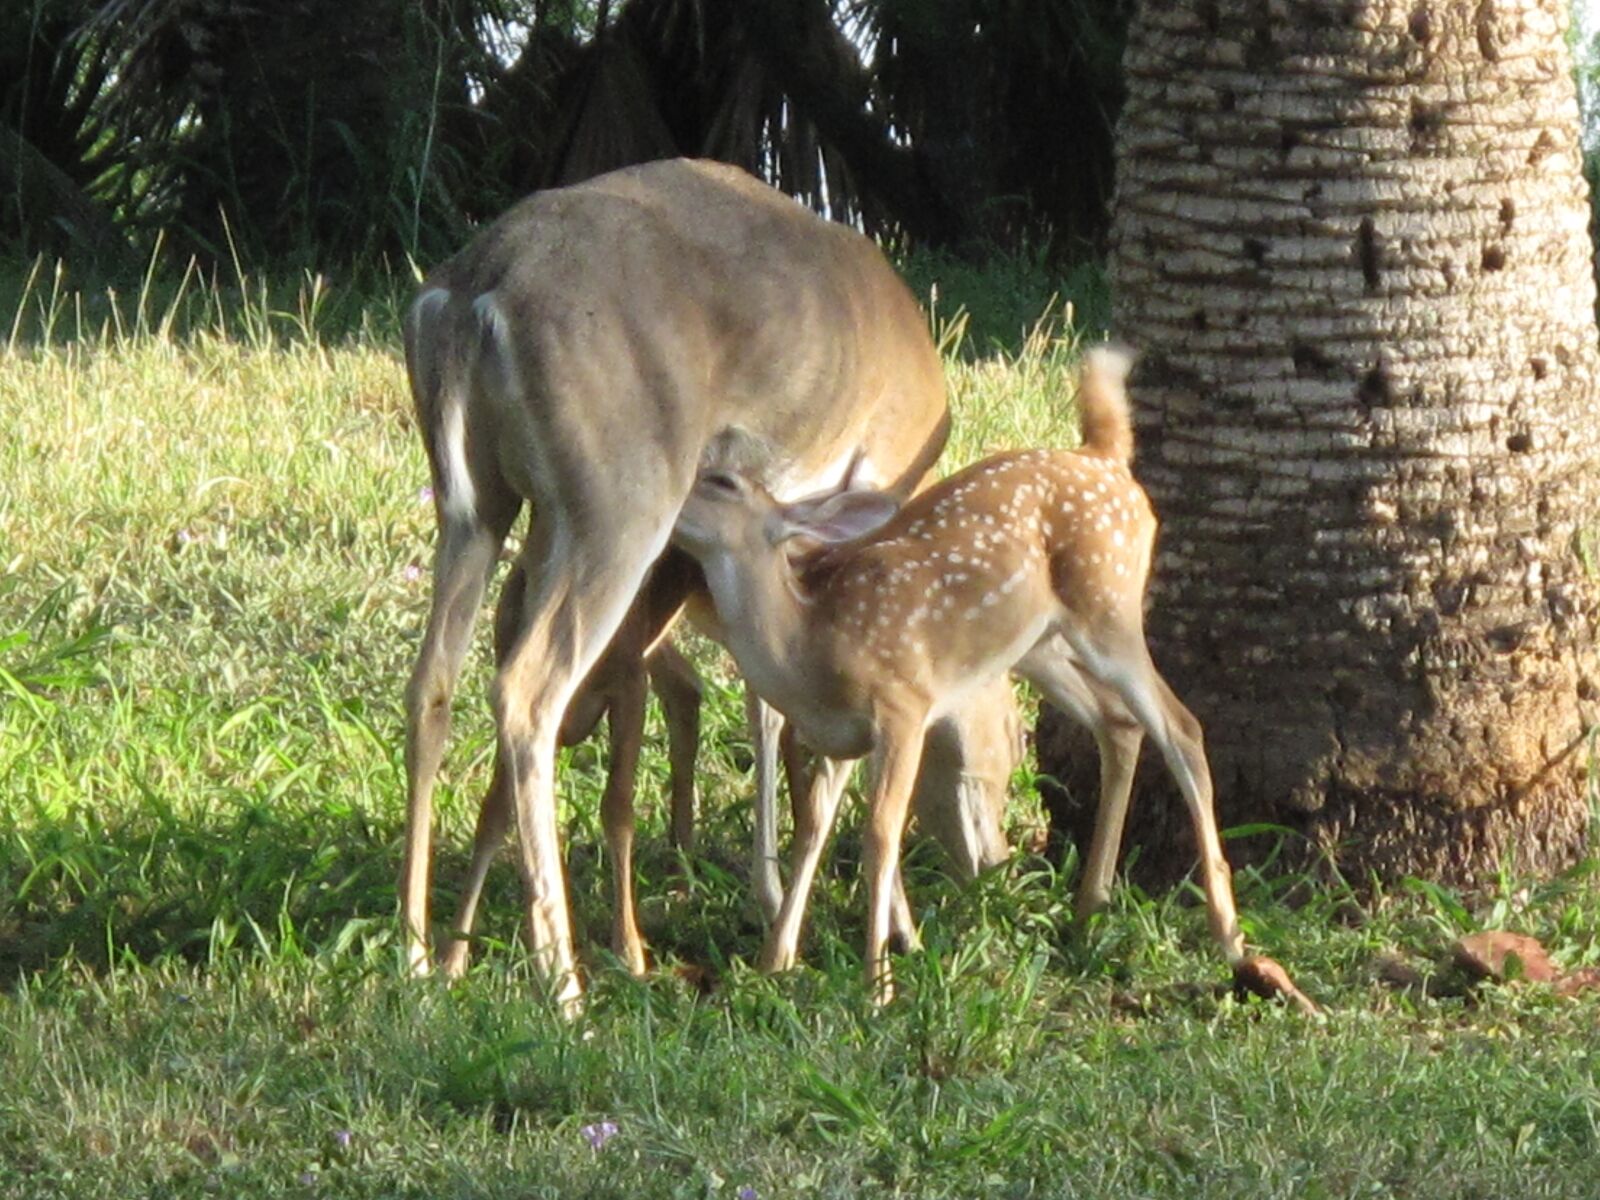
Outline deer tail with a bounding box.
[1076,345,1136,464]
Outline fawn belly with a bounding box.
[924,607,1055,717]
[789,705,877,761]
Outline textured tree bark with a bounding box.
[1039,0,1600,887]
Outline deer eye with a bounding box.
[700,471,743,496]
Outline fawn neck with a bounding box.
[698,547,877,759]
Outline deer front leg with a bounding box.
[759,757,853,974]
[862,721,928,1005]
[746,691,788,923]
[603,662,651,976]
[649,642,702,853]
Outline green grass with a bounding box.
[3,265,1599,1199]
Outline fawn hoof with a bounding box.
[757,937,797,975]
[867,966,897,1009]
[613,939,650,978]
[886,926,921,956]
[752,874,784,926]
[551,971,586,1019]
[1232,955,1319,1016]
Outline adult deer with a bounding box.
[671,349,1313,1008]
[401,158,975,1005]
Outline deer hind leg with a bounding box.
[491,493,678,1008]
[1076,713,1144,923]
[436,573,618,984]
[446,563,692,981]
[1016,638,1144,924]
[437,562,527,980]
[595,568,696,973]
[1070,630,1245,965]
[440,757,510,980]
[400,500,516,975]
[759,756,853,974]
[888,868,920,955]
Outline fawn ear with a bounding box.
[772,489,901,547]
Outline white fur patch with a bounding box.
[471,290,508,344]
[775,447,877,503]
[409,286,477,524]
[438,402,477,525]
[406,287,452,398]
[409,286,451,341]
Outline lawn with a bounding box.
[2,262,1598,1199]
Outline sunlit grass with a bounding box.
[2,263,1598,1199]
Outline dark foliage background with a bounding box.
[1,0,1131,274]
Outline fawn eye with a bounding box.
[700,471,742,496]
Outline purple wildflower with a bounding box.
[418,485,434,503]
[738,1188,759,1200]
[579,1120,619,1151]
[402,562,423,583]
[331,1129,353,1151]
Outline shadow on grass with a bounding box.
[1,794,400,981]
[0,784,869,987]
[2,771,1087,1002]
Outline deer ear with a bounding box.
[772,489,900,547]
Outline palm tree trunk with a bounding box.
[1039,0,1600,886]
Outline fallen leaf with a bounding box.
[1554,967,1600,998]
[1453,931,1559,984]
[1233,955,1320,1016]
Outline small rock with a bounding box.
[1453,931,1559,984]
[673,963,717,996]
[1374,951,1428,991]
[1108,989,1150,1019]
[1232,955,1320,1016]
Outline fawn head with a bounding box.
[675,468,902,566]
